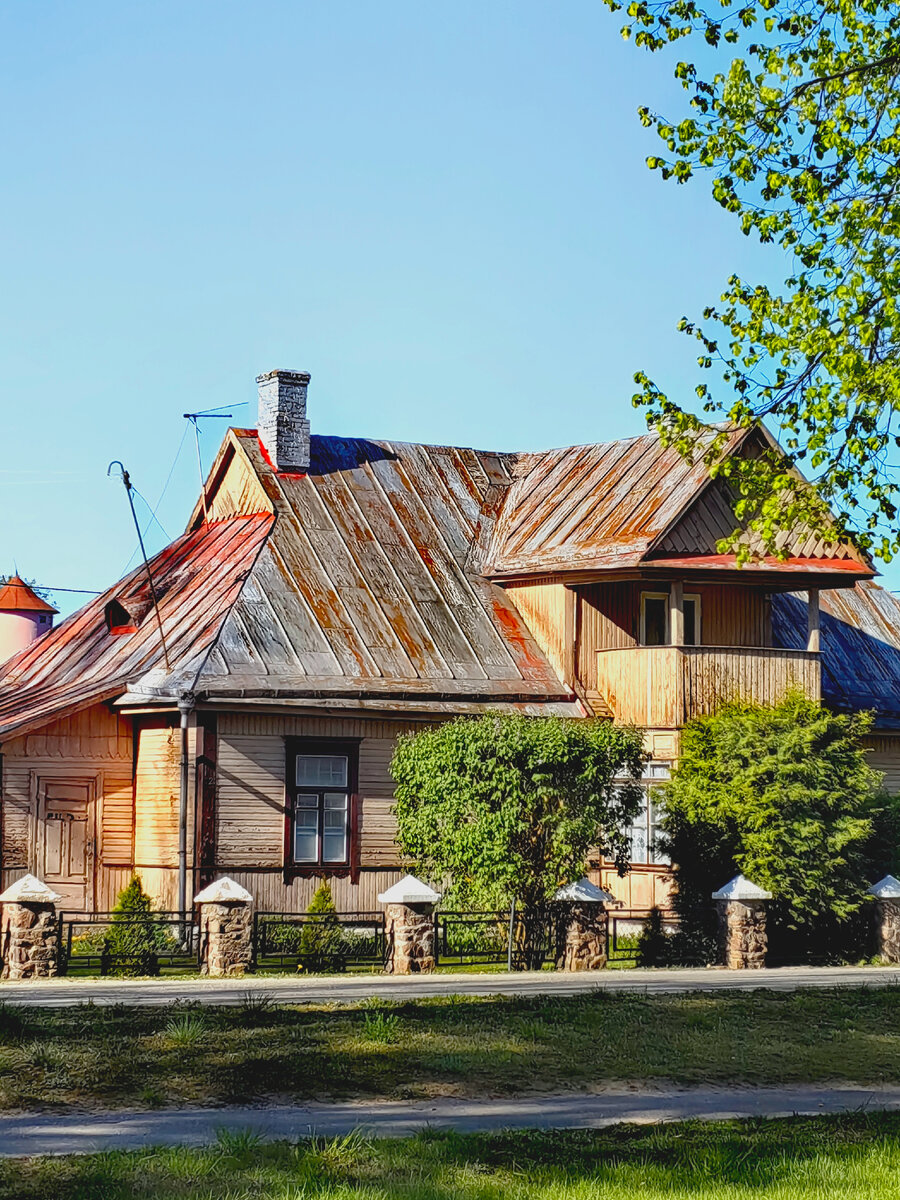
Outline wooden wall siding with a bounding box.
[695,585,770,647]
[1,704,134,879]
[134,726,180,870]
[215,713,416,873]
[595,866,674,911]
[504,579,571,685]
[205,442,273,522]
[863,736,900,794]
[655,471,858,562]
[219,868,404,914]
[595,646,820,727]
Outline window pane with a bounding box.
[684,598,697,646]
[643,597,667,645]
[295,792,318,808]
[322,793,348,863]
[296,755,348,787]
[294,807,319,863]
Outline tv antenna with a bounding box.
[183,406,234,523]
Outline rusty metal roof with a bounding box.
[479,428,749,577]
[0,515,273,739]
[773,582,900,727]
[480,427,870,580]
[181,433,574,709]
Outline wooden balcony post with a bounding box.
[807,588,820,653]
[670,581,684,647]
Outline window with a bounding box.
[640,593,669,645]
[625,762,670,866]
[683,594,701,646]
[285,740,359,872]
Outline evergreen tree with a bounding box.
[298,881,343,972]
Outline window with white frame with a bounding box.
[286,741,357,869]
[625,762,670,865]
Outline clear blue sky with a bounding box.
[2,2,888,614]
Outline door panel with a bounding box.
[40,782,93,912]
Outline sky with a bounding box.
[2,1,888,615]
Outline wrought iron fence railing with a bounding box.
[607,908,680,962]
[58,911,200,977]
[433,909,567,970]
[252,911,389,972]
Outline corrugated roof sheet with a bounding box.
[773,582,900,727]
[480,428,750,577]
[0,515,273,739]
[190,434,571,704]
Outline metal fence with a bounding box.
[252,911,390,973]
[433,909,565,970]
[58,911,200,977]
[607,908,680,963]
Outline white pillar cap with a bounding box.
[193,877,253,904]
[711,874,772,901]
[554,877,615,903]
[868,875,900,899]
[0,874,62,904]
[377,874,441,904]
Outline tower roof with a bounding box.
[0,576,57,615]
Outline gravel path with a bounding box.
[2,1085,900,1156]
[1,963,899,1007]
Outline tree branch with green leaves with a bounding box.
[608,0,900,560]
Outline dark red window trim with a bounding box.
[283,738,361,883]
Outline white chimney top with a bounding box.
[257,369,311,473]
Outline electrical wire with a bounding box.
[119,424,190,575]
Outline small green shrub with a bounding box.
[298,882,343,972]
[104,875,177,977]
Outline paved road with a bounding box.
[1,964,900,1007]
[3,1086,900,1155]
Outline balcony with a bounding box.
[594,645,821,728]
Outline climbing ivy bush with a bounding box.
[390,714,645,913]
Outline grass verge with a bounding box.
[4,1114,900,1198]
[0,986,899,1111]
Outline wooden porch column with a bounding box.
[807,588,820,653]
[670,581,684,647]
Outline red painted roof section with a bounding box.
[641,555,873,576]
[0,515,273,739]
[0,576,57,614]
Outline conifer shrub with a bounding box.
[103,875,176,977]
[298,881,344,972]
[659,694,885,965]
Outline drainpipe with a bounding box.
[177,694,195,917]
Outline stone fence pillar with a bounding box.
[712,874,772,969]
[194,877,254,977]
[868,875,900,963]
[0,875,61,980]
[553,877,615,971]
[378,875,441,974]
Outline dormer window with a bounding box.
[105,599,138,635]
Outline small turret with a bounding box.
[0,576,57,663]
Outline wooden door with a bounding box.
[40,781,93,912]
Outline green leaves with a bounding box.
[661,694,882,926]
[608,0,900,559]
[390,715,645,911]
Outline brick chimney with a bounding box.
[257,369,311,473]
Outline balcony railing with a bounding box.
[594,645,821,727]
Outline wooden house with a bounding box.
[0,368,897,915]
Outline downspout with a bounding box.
[178,694,195,916]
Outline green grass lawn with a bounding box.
[4,1115,900,1199]
[1,986,900,1111]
